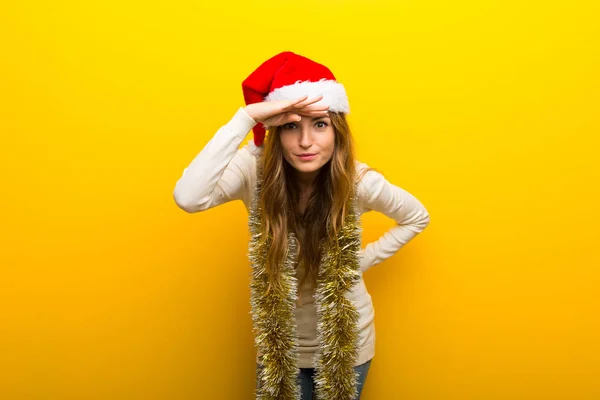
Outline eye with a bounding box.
[316,121,328,128]
[283,123,297,130]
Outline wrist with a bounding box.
[230,107,258,136]
[243,105,258,123]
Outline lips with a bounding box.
[296,153,317,161]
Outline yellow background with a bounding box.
[1,0,599,399]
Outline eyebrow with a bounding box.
[311,115,330,121]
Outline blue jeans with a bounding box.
[256,359,372,399]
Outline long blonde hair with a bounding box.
[258,112,370,290]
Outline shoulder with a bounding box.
[355,160,385,190]
[354,160,386,211]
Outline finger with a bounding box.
[283,94,324,111]
[296,108,330,117]
[294,107,330,118]
[294,103,330,113]
[294,94,325,108]
[275,113,301,125]
[286,113,302,123]
[280,95,325,113]
[281,95,310,110]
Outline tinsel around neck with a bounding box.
[248,154,363,400]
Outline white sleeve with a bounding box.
[357,166,431,272]
[173,107,257,213]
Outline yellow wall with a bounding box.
[1,0,599,399]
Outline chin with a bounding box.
[292,161,323,172]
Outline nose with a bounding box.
[299,125,313,149]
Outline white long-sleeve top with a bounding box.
[173,107,431,367]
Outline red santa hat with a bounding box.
[242,51,350,147]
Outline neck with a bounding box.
[295,169,320,192]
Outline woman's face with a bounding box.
[279,114,335,179]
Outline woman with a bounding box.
[173,52,430,400]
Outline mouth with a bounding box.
[296,153,318,161]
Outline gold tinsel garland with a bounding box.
[249,154,363,400]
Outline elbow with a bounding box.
[423,209,431,224]
[420,211,431,230]
[173,191,195,213]
[173,189,206,213]
[412,210,430,232]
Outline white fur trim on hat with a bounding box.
[264,78,350,114]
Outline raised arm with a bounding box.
[358,165,431,272]
[174,95,332,213]
[173,107,257,213]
